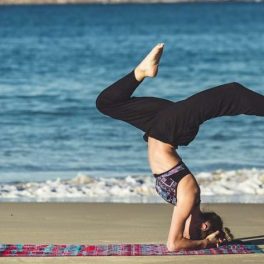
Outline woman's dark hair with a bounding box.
[200,211,234,242]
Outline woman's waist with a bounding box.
[148,144,183,175]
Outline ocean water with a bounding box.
[0,3,263,202]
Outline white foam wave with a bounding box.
[0,168,263,203]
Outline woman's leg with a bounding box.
[185,82,264,125]
[143,82,264,148]
[96,43,174,132]
[231,82,264,116]
[96,69,173,132]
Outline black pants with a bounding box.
[96,70,264,148]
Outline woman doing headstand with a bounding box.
[96,43,264,251]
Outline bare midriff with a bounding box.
[147,136,182,175]
[148,136,201,207]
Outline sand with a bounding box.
[0,202,263,263]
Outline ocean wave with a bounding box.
[0,168,263,203]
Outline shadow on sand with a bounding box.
[232,235,264,246]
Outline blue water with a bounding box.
[0,3,263,182]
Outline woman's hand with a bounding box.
[205,230,221,247]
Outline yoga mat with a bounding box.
[0,243,262,257]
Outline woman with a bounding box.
[96,43,264,251]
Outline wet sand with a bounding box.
[0,203,263,263]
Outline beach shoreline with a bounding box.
[1,168,263,203]
[0,202,263,263]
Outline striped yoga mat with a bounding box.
[0,243,262,257]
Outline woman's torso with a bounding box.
[148,136,200,205]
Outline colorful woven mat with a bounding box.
[0,243,262,257]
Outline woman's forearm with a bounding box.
[167,238,209,252]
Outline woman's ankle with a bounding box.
[134,67,145,82]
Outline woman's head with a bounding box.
[200,211,234,242]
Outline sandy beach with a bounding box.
[0,202,263,263]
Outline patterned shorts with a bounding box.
[153,160,191,205]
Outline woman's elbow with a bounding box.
[166,241,181,252]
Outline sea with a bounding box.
[0,2,263,203]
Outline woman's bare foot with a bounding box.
[134,43,165,82]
